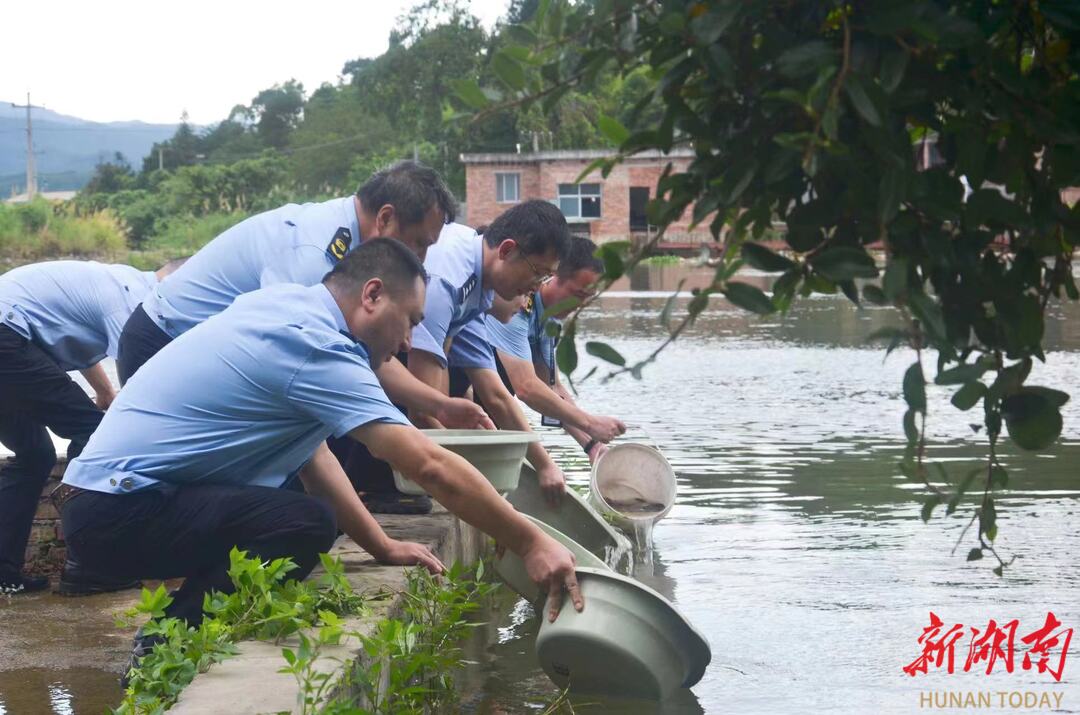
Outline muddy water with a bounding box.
[464,262,1080,713]
[0,590,135,714]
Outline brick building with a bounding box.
[461,148,711,247]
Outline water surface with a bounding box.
[467,262,1080,713]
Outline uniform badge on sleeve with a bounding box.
[326,227,352,262]
[459,274,478,303]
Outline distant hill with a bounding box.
[0,103,179,196]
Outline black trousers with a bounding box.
[61,484,337,625]
[0,325,103,578]
[116,304,173,386]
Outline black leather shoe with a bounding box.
[0,572,49,595]
[57,558,141,597]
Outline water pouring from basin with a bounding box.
[588,443,677,558]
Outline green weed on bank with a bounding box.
[112,548,365,715]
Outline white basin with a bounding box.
[393,429,539,495]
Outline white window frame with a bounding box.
[557,182,602,219]
[495,172,521,203]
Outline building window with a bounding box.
[558,183,601,219]
[496,172,520,203]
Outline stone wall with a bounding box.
[8,456,68,576]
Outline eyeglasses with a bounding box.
[519,249,555,282]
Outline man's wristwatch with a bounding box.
[583,439,598,455]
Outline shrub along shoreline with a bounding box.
[0,198,250,274]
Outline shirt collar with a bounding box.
[343,196,363,250]
[316,283,350,335]
[474,233,494,310]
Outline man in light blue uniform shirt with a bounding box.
[118,161,455,385]
[405,200,575,504]
[114,162,494,513]
[57,240,582,667]
[0,258,181,594]
[483,237,626,464]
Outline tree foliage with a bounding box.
[463,0,1080,573]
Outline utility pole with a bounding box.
[11,93,43,199]
[158,147,165,171]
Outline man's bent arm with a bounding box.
[355,423,531,553]
[498,349,595,432]
[80,362,116,409]
[467,367,564,487]
[354,421,584,619]
[299,442,444,572]
[404,349,450,428]
[377,356,492,429]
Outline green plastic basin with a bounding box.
[536,566,711,701]
[393,429,539,496]
[493,514,610,602]
[507,464,633,573]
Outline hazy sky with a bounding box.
[2,0,511,125]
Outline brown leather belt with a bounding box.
[50,483,87,510]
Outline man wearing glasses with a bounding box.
[483,237,627,465]
[339,201,572,512]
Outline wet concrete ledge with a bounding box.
[171,508,487,715]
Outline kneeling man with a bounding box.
[57,240,582,644]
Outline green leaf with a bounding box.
[597,115,630,146]
[990,465,1008,489]
[723,281,777,314]
[541,297,578,323]
[775,41,835,78]
[967,548,984,562]
[658,279,686,330]
[993,564,1004,577]
[597,243,625,280]
[1002,390,1064,450]
[585,341,626,366]
[810,246,879,281]
[879,49,910,93]
[879,168,906,223]
[980,498,997,540]
[556,327,578,375]
[903,362,927,412]
[741,242,796,272]
[450,79,489,110]
[921,494,942,522]
[946,467,981,514]
[903,408,919,444]
[951,382,986,411]
[935,362,991,385]
[862,284,887,305]
[691,4,741,44]
[492,52,526,91]
[844,75,883,126]
[882,257,909,301]
[1019,386,1070,408]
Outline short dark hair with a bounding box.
[356,160,457,227]
[482,200,570,258]
[323,238,428,297]
[556,237,603,279]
